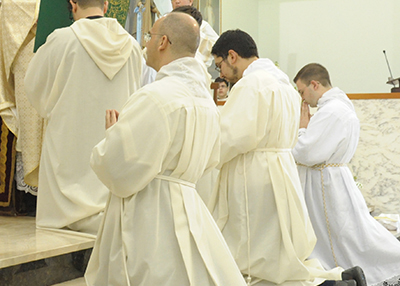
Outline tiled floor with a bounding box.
[0,216,95,269]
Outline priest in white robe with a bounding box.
[292,63,400,286]
[24,0,143,235]
[85,13,246,286]
[208,29,365,286]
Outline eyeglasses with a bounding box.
[215,59,224,73]
[144,32,172,44]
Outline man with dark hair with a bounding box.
[292,63,400,286]
[84,13,246,286]
[171,0,218,67]
[25,0,143,234]
[208,29,366,286]
[211,29,258,60]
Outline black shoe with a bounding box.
[334,280,357,286]
[342,266,367,286]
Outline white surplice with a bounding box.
[85,57,246,286]
[292,87,400,285]
[197,20,218,68]
[208,59,343,286]
[25,17,143,234]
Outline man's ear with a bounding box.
[104,1,109,14]
[70,0,78,13]
[227,50,238,64]
[158,35,169,51]
[310,80,319,90]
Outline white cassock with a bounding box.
[197,20,218,68]
[25,18,143,234]
[85,57,246,286]
[208,58,343,286]
[292,87,400,286]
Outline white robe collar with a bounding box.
[317,87,354,111]
[156,57,211,99]
[243,58,290,86]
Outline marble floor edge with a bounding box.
[0,216,95,268]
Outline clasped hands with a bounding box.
[300,101,312,129]
[106,109,119,130]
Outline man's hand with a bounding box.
[106,109,119,130]
[300,101,312,128]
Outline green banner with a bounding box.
[34,0,73,52]
[34,0,131,53]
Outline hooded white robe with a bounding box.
[24,17,143,234]
[208,59,342,286]
[292,87,400,285]
[85,57,246,286]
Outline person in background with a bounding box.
[215,76,229,101]
[24,0,143,235]
[292,63,400,286]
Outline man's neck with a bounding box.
[75,7,104,20]
[320,85,332,96]
[239,56,258,76]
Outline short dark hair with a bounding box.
[294,63,332,87]
[211,29,258,59]
[172,5,202,27]
[77,0,104,9]
[68,0,104,12]
[215,77,228,86]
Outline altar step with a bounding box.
[0,216,95,286]
[52,277,86,285]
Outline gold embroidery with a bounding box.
[297,163,347,267]
[0,122,8,195]
[0,122,16,207]
[106,0,131,27]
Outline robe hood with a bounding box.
[156,57,211,99]
[71,17,134,80]
[243,58,291,86]
[317,87,355,111]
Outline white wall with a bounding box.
[221,0,400,93]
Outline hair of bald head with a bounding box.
[76,0,104,9]
[159,13,200,56]
[293,63,332,87]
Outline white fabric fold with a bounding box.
[71,18,134,80]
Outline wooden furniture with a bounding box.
[211,82,219,104]
[347,93,400,99]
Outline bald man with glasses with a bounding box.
[85,12,246,286]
